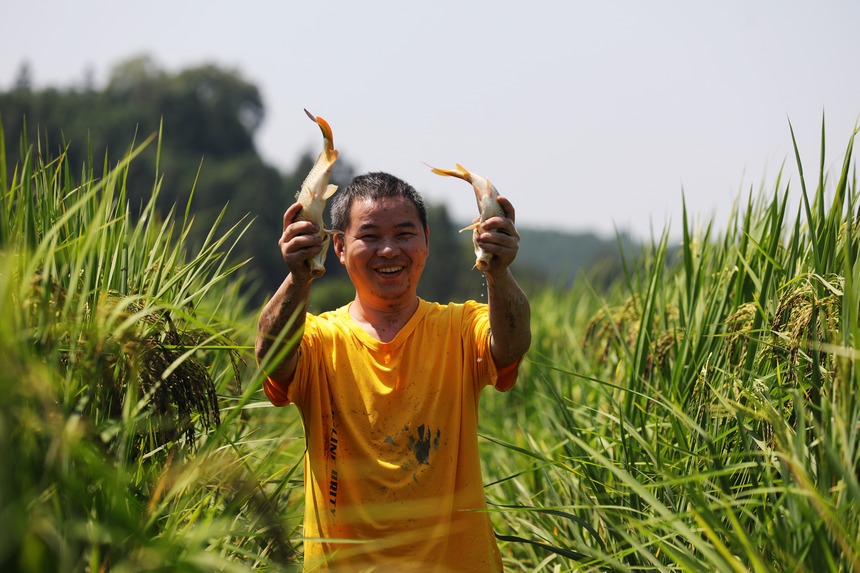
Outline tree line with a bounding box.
[0,55,484,310]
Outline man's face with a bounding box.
[335,195,429,309]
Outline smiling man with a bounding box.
[256,172,531,571]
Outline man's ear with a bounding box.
[333,234,346,263]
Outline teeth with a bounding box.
[378,267,402,274]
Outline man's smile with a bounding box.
[376,265,404,274]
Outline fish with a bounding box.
[296,109,339,278]
[428,163,505,271]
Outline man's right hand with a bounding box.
[280,202,324,283]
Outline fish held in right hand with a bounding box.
[427,163,504,272]
[295,109,339,278]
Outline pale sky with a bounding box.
[2,1,859,240]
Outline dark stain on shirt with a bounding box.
[410,424,441,465]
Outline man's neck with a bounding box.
[349,296,420,343]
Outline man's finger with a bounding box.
[496,196,516,223]
[283,201,304,231]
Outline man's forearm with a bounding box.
[256,273,311,382]
[486,268,531,367]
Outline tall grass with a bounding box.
[482,120,860,571]
[0,123,306,572]
[2,115,859,572]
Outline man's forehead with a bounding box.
[348,196,423,227]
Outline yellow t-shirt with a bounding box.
[264,299,517,572]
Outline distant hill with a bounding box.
[510,227,640,288]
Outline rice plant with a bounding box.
[2,113,859,572]
[482,119,860,571]
[0,121,304,572]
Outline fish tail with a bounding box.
[426,162,473,183]
[304,108,336,151]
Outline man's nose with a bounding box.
[377,239,400,257]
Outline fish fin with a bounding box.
[315,116,334,143]
[323,228,343,236]
[305,108,335,147]
[426,162,472,183]
[323,184,338,200]
[423,161,454,177]
[459,223,479,233]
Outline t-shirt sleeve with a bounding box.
[494,356,521,392]
[263,373,292,406]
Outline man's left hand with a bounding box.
[476,196,520,275]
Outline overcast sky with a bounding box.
[2,1,859,240]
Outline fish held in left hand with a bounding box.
[427,163,505,271]
[296,109,339,278]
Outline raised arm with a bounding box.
[255,202,324,387]
[477,196,531,368]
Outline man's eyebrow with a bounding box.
[354,221,419,232]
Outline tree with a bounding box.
[13,61,33,92]
[0,56,541,308]
[0,55,290,303]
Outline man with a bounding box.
[256,171,531,571]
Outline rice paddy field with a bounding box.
[1,119,858,572]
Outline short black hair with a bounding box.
[330,172,428,233]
